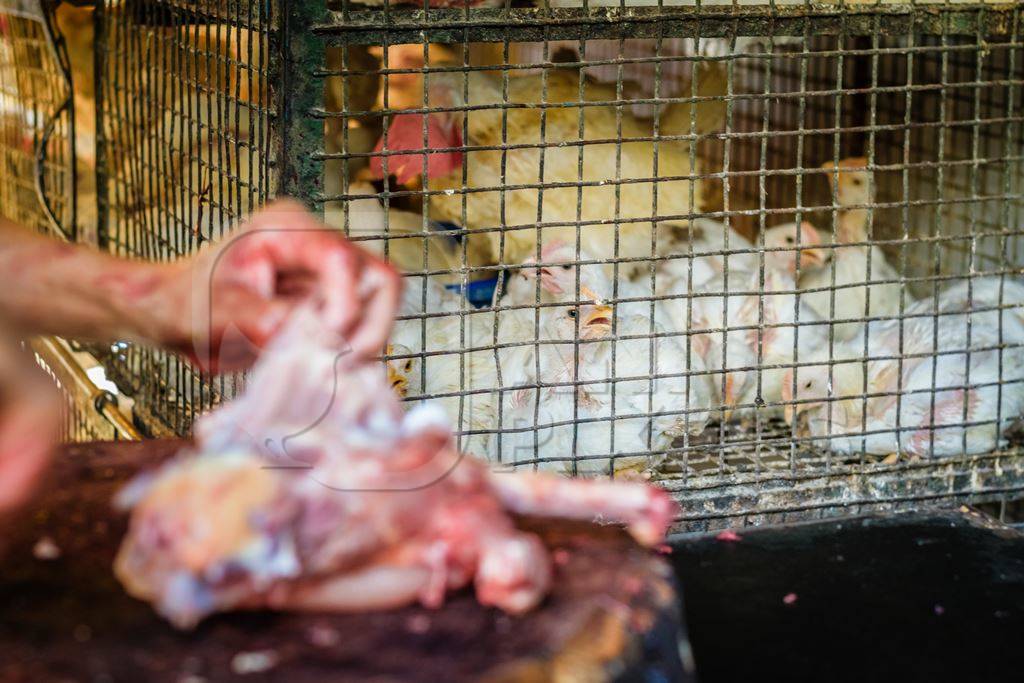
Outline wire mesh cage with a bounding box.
[94,0,277,435]
[0,0,75,238]
[96,2,1024,530]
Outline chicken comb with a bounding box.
[539,239,571,263]
[369,113,463,184]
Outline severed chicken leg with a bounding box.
[115,306,677,629]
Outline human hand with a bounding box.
[143,200,402,373]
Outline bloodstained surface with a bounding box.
[672,509,1024,683]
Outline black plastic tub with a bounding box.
[669,510,1024,683]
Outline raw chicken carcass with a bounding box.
[115,306,676,629]
[368,65,727,271]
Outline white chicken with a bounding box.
[384,277,534,460]
[653,218,757,292]
[504,36,801,119]
[651,219,823,298]
[368,64,727,270]
[799,157,904,340]
[497,242,715,474]
[684,261,830,421]
[643,221,828,418]
[502,38,725,119]
[783,275,1024,457]
[334,182,515,458]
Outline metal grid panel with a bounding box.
[94,2,1024,528]
[94,0,279,435]
[0,1,74,238]
[31,342,118,443]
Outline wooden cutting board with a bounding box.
[0,441,690,683]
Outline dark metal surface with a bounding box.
[322,4,1023,45]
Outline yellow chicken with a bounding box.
[370,64,726,270]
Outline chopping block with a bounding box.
[0,440,692,683]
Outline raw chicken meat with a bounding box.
[115,306,676,629]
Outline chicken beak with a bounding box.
[389,369,408,398]
[386,363,409,397]
[783,403,795,425]
[385,345,408,398]
[798,248,824,268]
[582,303,614,339]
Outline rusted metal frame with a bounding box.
[317,5,1020,45]
[277,0,325,208]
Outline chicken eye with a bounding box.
[785,236,794,244]
[567,309,577,319]
[404,360,413,372]
[852,178,863,186]
[561,264,572,271]
[804,381,812,389]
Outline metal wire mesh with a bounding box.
[96,2,1024,528]
[94,0,278,435]
[31,340,119,443]
[0,1,74,238]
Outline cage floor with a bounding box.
[654,416,1024,479]
[653,419,1024,531]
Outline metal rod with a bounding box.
[29,336,141,441]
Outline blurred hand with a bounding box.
[0,334,59,522]
[150,200,402,373]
